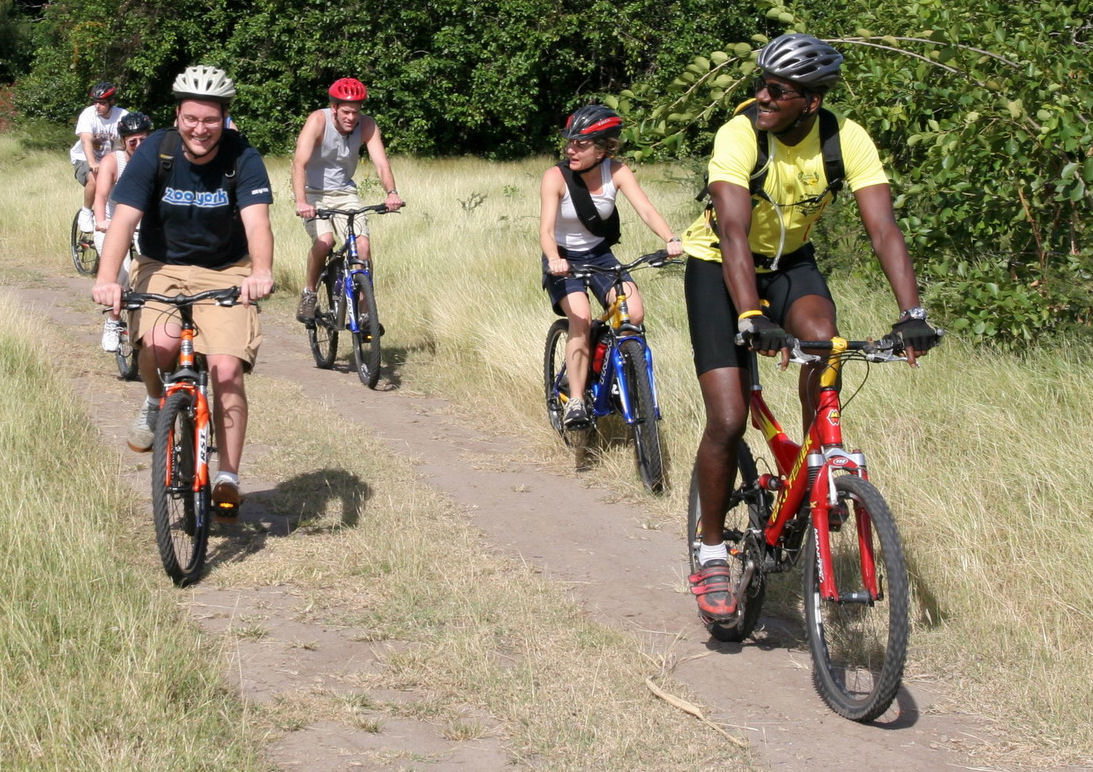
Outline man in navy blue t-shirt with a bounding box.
[92,65,274,516]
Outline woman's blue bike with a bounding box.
[543,250,676,493]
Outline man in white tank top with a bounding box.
[291,77,404,321]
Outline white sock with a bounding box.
[146,395,159,408]
[698,542,729,565]
[214,471,239,486]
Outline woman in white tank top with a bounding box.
[539,105,683,427]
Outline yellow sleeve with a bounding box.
[838,118,890,192]
[706,114,759,190]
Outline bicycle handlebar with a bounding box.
[121,286,241,311]
[309,203,400,221]
[732,332,910,363]
[568,249,680,280]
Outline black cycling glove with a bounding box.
[738,314,788,351]
[892,316,941,353]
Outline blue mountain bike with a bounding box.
[306,205,393,389]
[543,250,676,493]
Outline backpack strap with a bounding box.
[155,127,241,207]
[556,161,621,247]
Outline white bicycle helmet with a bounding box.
[172,65,237,104]
[757,34,843,90]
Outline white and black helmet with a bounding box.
[757,34,843,90]
[172,65,236,104]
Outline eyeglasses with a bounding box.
[565,138,595,151]
[125,136,145,148]
[178,114,224,129]
[753,77,805,101]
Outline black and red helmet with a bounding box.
[89,81,117,101]
[561,105,623,140]
[118,111,153,137]
[328,77,368,103]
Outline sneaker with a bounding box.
[689,559,738,622]
[563,397,589,428]
[295,289,317,322]
[359,315,385,338]
[212,477,241,521]
[78,209,94,233]
[101,318,123,352]
[127,400,159,452]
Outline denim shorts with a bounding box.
[542,245,633,316]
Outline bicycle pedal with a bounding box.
[213,502,239,523]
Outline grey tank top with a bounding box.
[304,108,364,191]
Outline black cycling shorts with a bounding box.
[684,250,834,375]
[542,245,633,316]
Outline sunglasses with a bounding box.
[753,77,805,101]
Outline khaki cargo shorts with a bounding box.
[129,256,262,371]
[303,187,370,243]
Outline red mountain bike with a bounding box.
[688,333,917,721]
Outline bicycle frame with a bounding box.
[161,319,214,497]
[314,206,385,337]
[748,338,890,603]
[586,288,661,424]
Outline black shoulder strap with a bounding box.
[556,161,621,247]
[155,127,241,206]
[746,103,844,201]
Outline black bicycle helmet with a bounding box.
[89,81,117,101]
[118,111,153,137]
[756,34,844,90]
[561,105,623,140]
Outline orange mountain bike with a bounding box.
[121,286,240,586]
[688,333,919,721]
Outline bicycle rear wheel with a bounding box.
[686,441,769,642]
[151,391,209,586]
[618,338,664,493]
[70,211,99,276]
[802,474,909,721]
[543,319,569,436]
[351,272,382,388]
[308,268,340,368]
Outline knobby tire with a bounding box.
[686,441,769,642]
[70,211,99,276]
[308,268,340,368]
[619,338,665,493]
[802,474,909,721]
[114,318,139,380]
[351,272,381,388]
[543,319,569,437]
[151,391,209,586]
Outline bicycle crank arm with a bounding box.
[833,591,880,605]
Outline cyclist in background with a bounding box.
[70,81,128,233]
[292,77,403,322]
[539,104,682,427]
[95,111,153,352]
[681,34,940,621]
[91,65,274,516]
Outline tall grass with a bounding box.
[0,298,265,768]
[2,141,1091,763]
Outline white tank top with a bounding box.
[554,162,617,251]
[304,108,364,191]
[105,149,130,219]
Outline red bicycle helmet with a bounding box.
[328,78,368,102]
[89,81,117,101]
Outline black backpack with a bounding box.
[556,160,621,247]
[155,127,242,206]
[697,98,845,205]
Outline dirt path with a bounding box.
[18,276,1015,771]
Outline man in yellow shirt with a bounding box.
[683,34,940,623]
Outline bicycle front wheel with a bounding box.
[351,273,381,388]
[70,211,99,276]
[686,441,769,642]
[115,318,139,381]
[151,391,210,586]
[802,474,909,721]
[308,269,340,368]
[543,319,569,436]
[619,338,664,493]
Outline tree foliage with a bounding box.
[611,0,1093,345]
[12,0,756,157]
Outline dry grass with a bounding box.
[2,142,1091,766]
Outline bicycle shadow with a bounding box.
[205,468,372,567]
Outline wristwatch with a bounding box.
[386,188,398,196]
[898,306,927,321]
